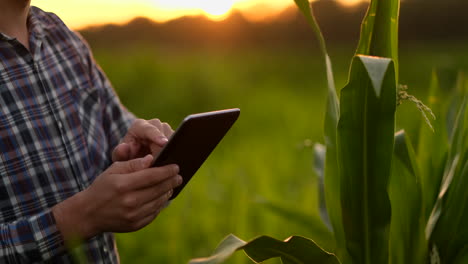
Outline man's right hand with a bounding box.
[52,155,182,243]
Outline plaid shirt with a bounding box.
[0,7,135,263]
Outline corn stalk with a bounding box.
[188,0,468,263]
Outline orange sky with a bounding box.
[32,0,364,30]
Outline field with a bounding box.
[90,41,468,263]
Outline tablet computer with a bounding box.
[153,108,240,199]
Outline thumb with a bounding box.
[108,154,153,174]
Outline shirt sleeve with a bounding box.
[0,10,134,262]
[45,9,137,156]
[0,210,65,262]
[75,32,137,158]
[92,59,137,157]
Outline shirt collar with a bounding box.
[0,33,13,42]
[27,6,46,40]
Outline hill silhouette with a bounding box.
[80,0,468,51]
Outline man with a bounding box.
[0,0,182,262]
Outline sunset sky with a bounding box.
[32,0,364,30]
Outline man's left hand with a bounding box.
[112,119,173,162]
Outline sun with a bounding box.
[199,0,234,20]
[152,0,235,21]
[337,0,365,7]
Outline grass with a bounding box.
[89,41,468,263]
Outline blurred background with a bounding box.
[32,0,468,263]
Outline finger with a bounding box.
[149,119,173,139]
[114,136,144,161]
[133,190,173,228]
[133,174,182,205]
[131,207,161,231]
[161,122,174,138]
[112,142,131,162]
[127,164,180,190]
[140,189,173,217]
[136,120,168,147]
[108,154,153,174]
[147,118,162,128]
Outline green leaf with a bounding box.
[446,86,467,169]
[356,0,400,77]
[258,199,335,252]
[322,116,345,260]
[243,236,340,264]
[189,235,247,264]
[322,67,345,259]
[336,1,400,259]
[430,155,468,262]
[428,90,468,252]
[292,0,336,97]
[337,55,397,264]
[440,159,468,260]
[389,131,427,264]
[292,0,327,62]
[418,70,449,220]
[446,73,466,137]
[292,0,343,258]
[189,235,341,264]
[425,155,460,241]
[323,50,342,264]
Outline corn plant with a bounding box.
[188,0,468,263]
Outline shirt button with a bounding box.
[57,121,63,129]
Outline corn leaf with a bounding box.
[258,199,335,252]
[427,91,468,242]
[389,131,427,264]
[417,71,449,220]
[433,160,468,263]
[425,155,460,241]
[337,1,400,260]
[322,91,343,261]
[292,0,336,100]
[447,73,467,141]
[322,89,343,260]
[447,75,467,162]
[293,0,326,58]
[292,0,343,258]
[337,55,396,264]
[189,234,341,264]
[430,90,468,262]
[243,236,340,264]
[356,0,399,76]
[189,235,247,264]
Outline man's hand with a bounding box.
[52,155,182,242]
[112,119,174,162]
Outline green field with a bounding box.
[90,41,468,263]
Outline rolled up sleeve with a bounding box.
[0,210,65,262]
